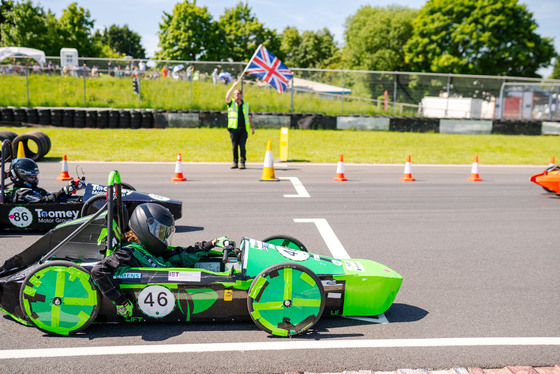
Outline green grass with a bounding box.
[2,126,560,164]
[0,74,414,116]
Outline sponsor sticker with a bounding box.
[277,246,310,262]
[148,194,170,202]
[344,260,365,272]
[168,271,201,282]
[8,206,33,228]
[114,273,141,280]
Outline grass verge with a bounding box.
[2,126,559,165]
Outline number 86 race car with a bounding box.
[0,171,402,337]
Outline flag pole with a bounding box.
[240,44,262,80]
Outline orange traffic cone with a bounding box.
[549,156,555,167]
[260,140,279,181]
[468,155,482,182]
[171,153,187,182]
[333,154,347,181]
[400,154,415,181]
[56,155,72,181]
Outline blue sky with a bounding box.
[37,0,559,77]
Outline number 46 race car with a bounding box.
[0,171,403,337]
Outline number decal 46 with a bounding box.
[138,285,175,318]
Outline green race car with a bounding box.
[0,172,402,337]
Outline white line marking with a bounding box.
[293,218,350,259]
[279,177,310,198]
[343,314,389,324]
[1,338,559,359]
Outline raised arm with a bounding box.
[225,79,240,103]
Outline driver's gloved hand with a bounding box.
[116,300,133,318]
[71,178,84,190]
[213,236,231,248]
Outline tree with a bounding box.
[404,0,556,77]
[0,0,54,53]
[280,27,340,69]
[55,2,98,57]
[156,0,223,61]
[551,57,560,80]
[218,2,281,62]
[93,25,146,58]
[343,5,416,72]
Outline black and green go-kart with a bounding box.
[0,140,182,232]
[0,172,402,337]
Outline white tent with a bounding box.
[0,47,46,66]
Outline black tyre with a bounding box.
[25,108,39,124]
[0,130,18,143]
[50,109,63,127]
[121,182,136,191]
[11,132,46,161]
[38,108,51,125]
[80,194,131,226]
[96,110,108,128]
[19,260,101,335]
[80,194,107,217]
[13,108,27,123]
[141,110,153,128]
[29,130,51,156]
[74,110,86,128]
[62,109,74,127]
[85,110,97,128]
[130,111,141,129]
[262,235,308,252]
[119,110,130,128]
[247,262,325,337]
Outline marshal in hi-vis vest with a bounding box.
[227,101,250,133]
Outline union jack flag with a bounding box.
[245,45,293,94]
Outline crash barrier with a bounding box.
[0,129,51,161]
[1,106,559,135]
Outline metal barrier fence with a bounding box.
[0,56,559,120]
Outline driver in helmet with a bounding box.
[5,158,83,203]
[91,203,232,318]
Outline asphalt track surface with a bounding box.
[0,161,559,374]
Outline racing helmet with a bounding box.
[9,158,40,187]
[128,203,175,257]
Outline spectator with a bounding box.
[212,68,218,85]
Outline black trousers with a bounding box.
[229,129,247,163]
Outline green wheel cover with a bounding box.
[262,235,308,252]
[20,261,100,335]
[247,262,325,336]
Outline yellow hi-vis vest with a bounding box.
[227,101,250,132]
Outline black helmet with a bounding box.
[128,203,175,257]
[10,158,39,187]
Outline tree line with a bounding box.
[1,0,558,78]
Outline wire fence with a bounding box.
[0,56,559,120]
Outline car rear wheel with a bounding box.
[19,260,100,335]
[80,182,135,217]
[262,235,308,252]
[247,262,325,337]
